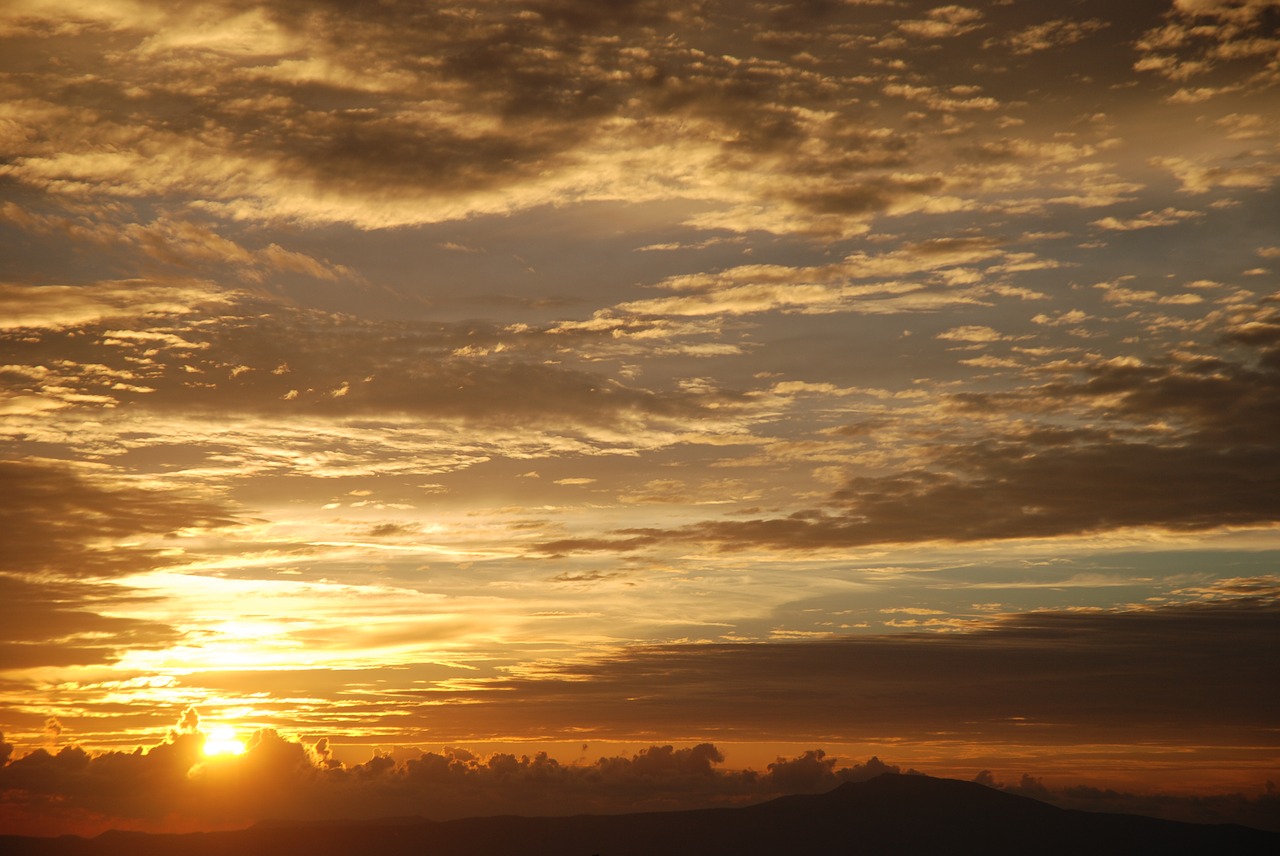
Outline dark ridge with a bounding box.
[2,773,1276,855]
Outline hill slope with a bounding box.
[3,773,1276,855]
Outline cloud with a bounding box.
[30,701,1271,834]
[936,325,1009,343]
[2,4,1279,836]
[0,575,179,669]
[0,706,915,835]
[1171,0,1280,24]
[413,595,1280,745]
[0,459,239,579]
[882,83,1000,112]
[0,0,1218,240]
[897,6,985,40]
[1,297,752,451]
[989,18,1109,55]
[4,712,1272,836]
[1090,207,1204,231]
[571,236,1048,321]
[1151,155,1280,194]
[538,296,1280,554]
[766,752,903,793]
[0,280,236,332]
[1,2,634,227]
[524,0,689,30]
[1135,2,1280,97]
[543,436,1280,554]
[0,1,893,232]
[0,203,358,285]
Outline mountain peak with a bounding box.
[2,773,1275,856]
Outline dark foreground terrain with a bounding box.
[3,773,1277,855]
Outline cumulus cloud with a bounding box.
[765,751,903,793]
[34,717,1269,835]
[0,709,914,836]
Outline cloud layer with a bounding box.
[2,1,1278,823]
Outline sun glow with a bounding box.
[202,724,245,757]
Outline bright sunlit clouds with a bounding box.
[201,724,245,757]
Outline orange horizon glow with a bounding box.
[1,709,1276,839]
[200,724,246,757]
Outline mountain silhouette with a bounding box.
[3,773,1276,855]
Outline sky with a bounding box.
[1,0,1279,837]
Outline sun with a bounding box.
[201,724,246,757]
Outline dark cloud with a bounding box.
[396,597,1280,745]
[1033,312,1280,446]
[0,459,238,579]
[540,301,1280,552]
[274,112,572,197]
[686,440,1280,549]
[0,1,689,216]
[1,297,747,437]
[0,575,178,669]
[765,751,903,794]
[527,0,691,29]
[0,459,218,672]
[793,175,946,216]
[538,534,663,556]
[0,711,909,835]
[363,522,419,538]
[541,434,1280,552]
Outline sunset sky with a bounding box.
[2,0,1279,836]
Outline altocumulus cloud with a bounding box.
[537,293,1280,554]
[12,0,1271,234]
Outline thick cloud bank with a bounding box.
[0,716,904,836]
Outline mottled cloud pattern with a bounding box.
[1,0,1279,830]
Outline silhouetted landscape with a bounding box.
[3,774,1276,856]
